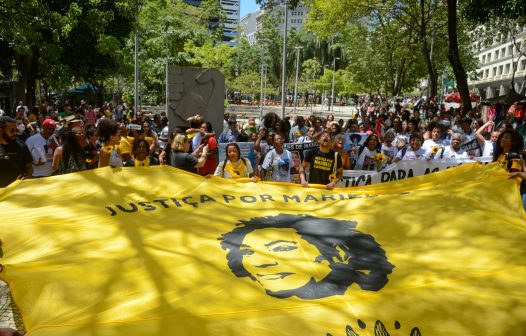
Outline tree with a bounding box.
[447,0,471,113]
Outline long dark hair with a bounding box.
[221,142,245,177]
[492,129,524,162]
[62,128,85,169]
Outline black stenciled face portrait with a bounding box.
[219,214,395,300]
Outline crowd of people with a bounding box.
[1,99,525,198]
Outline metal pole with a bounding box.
[293,46,302,116]
[165,33,169,116]
[134,31,139,120]
[260,64,265,120]
[330,57,338,111]
[280,0,288,119]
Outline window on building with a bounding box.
[505,63,510,74]
[508,45,513,56]
[495,50,500,59]
[487,53,491,62]
[485,69,489,78]
[492,67,497,76]
[482,55,486,63]
[498,65,503,75]
[521,60,526,71]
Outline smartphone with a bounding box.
[128,124,142,130]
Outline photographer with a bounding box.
[493,130,524,172]
[492,129,526,210]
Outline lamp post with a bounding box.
[260,64,267,120]
[134,31,139,120]
[293,46,303,116]
[165,31,176,116]
[280,0,289,119]
[330,57,339,111]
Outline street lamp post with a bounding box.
[260,64,267,120]
[293,46,303,116]
[134,31,139,120]
[280,0,288,119]
[330,57,339,111]
[165,31,177,116]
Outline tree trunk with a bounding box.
[14,49,38,107]
[420,0,437,100]
[446,0,471,114]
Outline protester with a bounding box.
[97,119,123,168]
[261,133,293,182]
[299,131,343,190]
[332,134,351,170]
[218,114,240,143]
[355,134,381,170]
[25,118,57,177]
[289,116,308,142]
[380,130,398,165]
[214,142,257,181]
[431,133,468,159]
[297,127,315,144]
[422,124,449,152]
[476,120,499,158]
[124,139,159,167]
[0,116,32,187]
[493,129,524,172]
[198,122,218,176]
[169,133,208,173]
[52,127,88,174]
[394,132,427,161]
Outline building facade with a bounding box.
[468,27,526,99]
[183,0,240,45]
[240,1,310,45]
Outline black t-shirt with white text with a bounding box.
[303,148,342,184]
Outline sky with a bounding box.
[240,0,260,17]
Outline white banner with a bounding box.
[339,157,493,187]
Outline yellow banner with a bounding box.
[1,163,525,336]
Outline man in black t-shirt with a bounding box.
[299,131,343,190]
[0,116,32,187]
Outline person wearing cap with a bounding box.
[218,114,240,143]
[25,118,57,177]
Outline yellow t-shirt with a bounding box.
[497,154,523,172]
[118,136,132,156]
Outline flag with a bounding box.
[0,163,525,335]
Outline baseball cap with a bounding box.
[42,118,57,130]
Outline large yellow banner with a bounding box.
[1,163,525,335]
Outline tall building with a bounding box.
[240,10,260,45]
[183,0,240,45]
[240,1,310,45]
[221,0,240,45]
[468,26,526,99]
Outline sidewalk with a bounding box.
[0,280,25,333]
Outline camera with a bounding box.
[505,152,523,160]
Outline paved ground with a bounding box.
[0,281,25,333]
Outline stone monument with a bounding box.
[167,66,225,135]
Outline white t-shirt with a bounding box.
[396,147,427,160]
[355,147,378,170]
[438,146,469,159]
[25,133,54,177]
[481,140,494,158]
[422,139,450,153]
[380,144,398,164]
[262,149,293,182]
